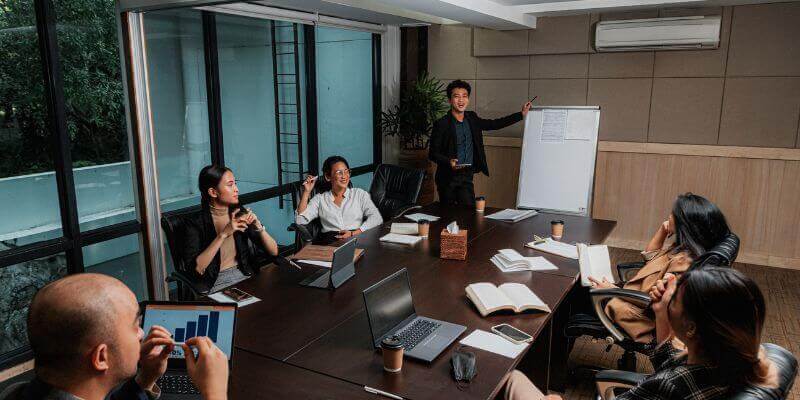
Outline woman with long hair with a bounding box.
[589,193,731,343]
[504,267,780,399]
[183,165,279,292]
[295,155,382,242]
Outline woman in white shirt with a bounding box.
[296,155,383,240]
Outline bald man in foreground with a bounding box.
[4,274,228,400]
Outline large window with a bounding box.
[0,0,147,367]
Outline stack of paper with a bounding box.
[379,233,423,245]
[490,249,558,272]
[485,209,538,223]
[390,223,419,235]
[459,329,528,359]
[404,213,440,222]
[525,238,578,259]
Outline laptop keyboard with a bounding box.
[396,319,441,350]
[158,374,200,395]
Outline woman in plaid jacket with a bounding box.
[504,267,781,400]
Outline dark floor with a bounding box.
[560,247,800,400]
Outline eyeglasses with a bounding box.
[333,169,351,178]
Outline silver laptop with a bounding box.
[141,301,237,399]
[299,237,357,289]
[363,268,466,362]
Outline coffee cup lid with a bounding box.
[418,219,430,224]
[551,220,564,225]
[381,336,404,349]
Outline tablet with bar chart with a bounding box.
[142,303,236,359]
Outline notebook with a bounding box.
[459,329,528,359]
[390,223,419,235]
[525,238,578,259]
[291,244,365,264]
[465,282,551,317]
[379,233,423,245]
[577,243,616,287]
[485,209,538,223]
[490,249,558,272]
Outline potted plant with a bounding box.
[381,74,449,204]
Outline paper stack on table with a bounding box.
[380,233,423,245]
[525,238,578,259]
[490,249,558,272]
[390,222,419,235]
[404,213,440,222]
[485,209,538,223]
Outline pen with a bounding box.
[364,386,403,400]
[529,95,538,103]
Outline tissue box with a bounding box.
[440,229,468,260]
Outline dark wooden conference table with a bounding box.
[227,203,616,400]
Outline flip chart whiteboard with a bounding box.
[516,106,600,216]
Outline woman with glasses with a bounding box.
[295,155,383,242]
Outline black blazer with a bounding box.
[182,209,272,288]
[428,111,522,182]
[5,377,151,400]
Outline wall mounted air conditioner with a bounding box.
[595,16,721,52]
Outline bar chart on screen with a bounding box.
[143,307,235,359]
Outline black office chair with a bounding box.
[368,164,424,221]
[594,343,798,400]
[161,209,211,300]
[565,232,741,371]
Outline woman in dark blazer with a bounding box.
[183,165,279,292]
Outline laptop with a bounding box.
[298,237,357,289]
[141,301,237,399]
[363,268,466,362]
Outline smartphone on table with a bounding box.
[491,323,533,344]
[222,287,252,302]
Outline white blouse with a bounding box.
[296,187,383,233]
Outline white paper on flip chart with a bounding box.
[565,110,595,141]
[459,329,528,358]
[540,109,567,143]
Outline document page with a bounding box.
[578,244,614,287]
[540,109,567,143]
[467,283,512,311]
[499,283,548,311]
[390,223,419,235]
[379,233,423,245]
[404,213,440,222]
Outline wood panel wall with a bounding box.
[475,136,800,270]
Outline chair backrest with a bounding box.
[290,181,324,245]
[728,343,797,400]
[691,232,740,270]
[369,164,424,220]
[160,208,203,274]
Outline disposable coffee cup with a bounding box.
[381,336,404,373]
[475,196,486,213]
[551,220,565,240]
[418,219,430,238]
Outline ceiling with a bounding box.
[255,0,800,29]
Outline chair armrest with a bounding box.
[391,204,421,220]
[288,223,314,243]
[595,370,647,400]
[590,288,651,343]
[167,271,210,296]
[616,262,645,284]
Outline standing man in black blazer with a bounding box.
[429,80,532,206]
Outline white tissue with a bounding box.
[446,221,460,234]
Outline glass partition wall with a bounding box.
[0,0,381,369]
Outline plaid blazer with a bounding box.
[616,340,728,400]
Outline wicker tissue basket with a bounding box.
[440,229,468,260]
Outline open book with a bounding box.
[577,243,616,287]
[465,282,551,316]
[491,249,558,272]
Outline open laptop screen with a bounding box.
[142,303,236,360]
[363,268,416,345]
